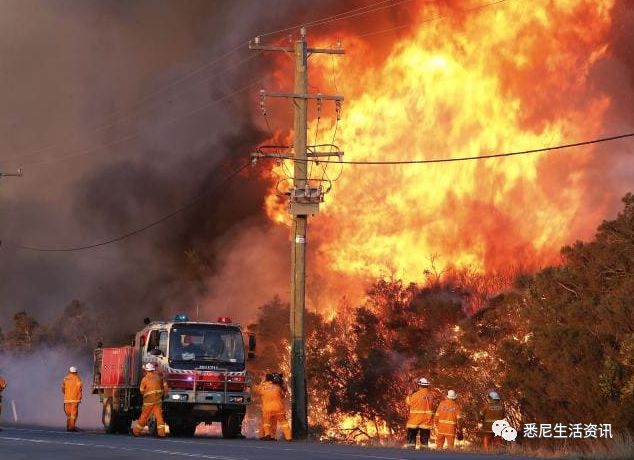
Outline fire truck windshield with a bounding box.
[169,325,244,370]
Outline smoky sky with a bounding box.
[1,0,633,342]
[0,0,352,340]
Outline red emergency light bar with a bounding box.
[217,316,232,324]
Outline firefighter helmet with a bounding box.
[144,363,156,372]
[489,391,500,400]
[271,373,283,385]
[447,389,457,399]
[416,377,430,387]
[69,366,78,373]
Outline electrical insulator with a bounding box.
[259,90,267,115]
[335,100,342,121]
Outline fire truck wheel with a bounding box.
[116,416,132,434]
[102,398,119,434]
[221,414,243,439]
[169,422,197,437]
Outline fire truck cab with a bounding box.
[93,314,254,438]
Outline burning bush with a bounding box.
[246,193,634,445]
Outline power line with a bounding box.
[357,0,511,39]
[5,1,408,167]
[3,52,260,165]
[258,0,403,39]
[304,0,416,31]
[18,78,263,168]
[4,162,250,252]
[254,132,634,165]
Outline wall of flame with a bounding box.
[261,0,626,309]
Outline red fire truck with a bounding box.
[92,314,255,437]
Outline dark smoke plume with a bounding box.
[1,0,633,344]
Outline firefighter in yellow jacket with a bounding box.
[480,391,505,450]
[133,363,168,437]
[434,390,463,449]
[0,373,6,432]
[405,377,436,448]
[61,366,83,432]
[256,373,291,441]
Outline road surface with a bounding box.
[0,425,533,460]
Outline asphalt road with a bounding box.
[0,426,534,460]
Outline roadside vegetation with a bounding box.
[3,193,633,457]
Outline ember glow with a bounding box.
[264,0,617,286]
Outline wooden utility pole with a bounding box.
[290,30,310,440]
[250,28,344,439]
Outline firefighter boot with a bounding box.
[405,428,417,448]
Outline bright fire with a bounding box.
[264,0,615,285]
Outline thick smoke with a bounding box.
[0,0,346,341]
[0,348,101,427]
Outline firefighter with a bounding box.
[256,372,291,441]
[132,363,168,438]
[434,389,463,449]
[0,372,6,432]
[204,335,225,359]
[61,366,83,432]
[182,335,203,356]
[480,391,505,450]
[404,377,436,449]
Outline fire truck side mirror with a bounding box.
[248,333,256,352]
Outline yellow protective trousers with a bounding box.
[260,411,291,440]
[133,403,166,437]
[64,403,79,430]
[436,433,455,449]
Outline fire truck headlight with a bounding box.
[229,396,244,403]
[171,394,189,401]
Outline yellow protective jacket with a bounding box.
[405,388,436,429]
[0,375,6,392]
[61,373,83,403]
[434,399,462,436]
[480,400,505,433]
[257,381,285,414]
[139,372,168,405]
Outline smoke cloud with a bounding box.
[0,348,101,427]
[0,0,344,340]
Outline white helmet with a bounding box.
[447,389,457,399]
[144,363,156,372]
[416,377,430,387]
[489,391,500,400]
[69,366,78,373]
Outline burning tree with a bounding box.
[500,193,634,435]
[247,194,634,444]
[250,278,499,442]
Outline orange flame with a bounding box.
[263,0,615,293]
